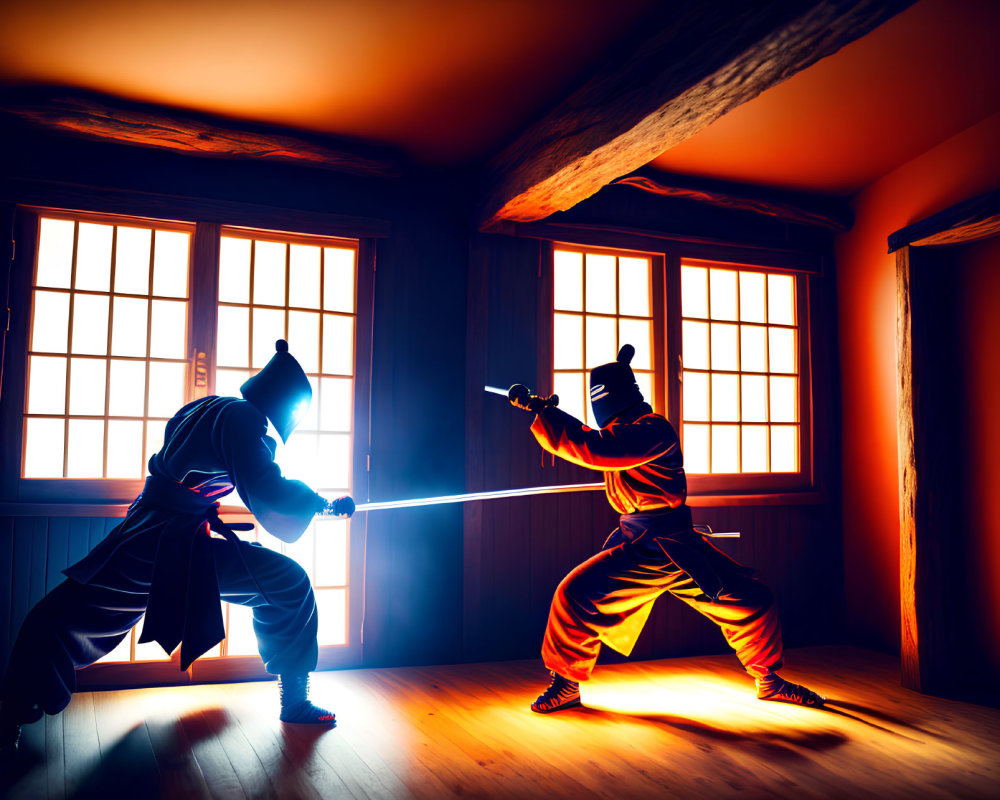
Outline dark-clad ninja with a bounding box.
[0,340,355,759]
[512,344,824,714]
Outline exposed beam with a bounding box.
[610,172,853,232]
[888,188,1000,252]
[2,93,401,179]
[478,0,914,232]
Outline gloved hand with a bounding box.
[323,496,356,518]
[508,384,558,413]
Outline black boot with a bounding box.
[277,674,336,725]
[756,673,825,707]
[531,671,582,714]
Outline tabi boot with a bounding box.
[278,674,336,725]
[756,673,826,707]
[531,671,582,713]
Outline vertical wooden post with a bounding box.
[896,245,964,693]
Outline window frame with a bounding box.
[545,240,817,498]
[1,203,376,676]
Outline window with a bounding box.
[16,208,365,667]
[23,214,191,479]
[552,246,660,427]
[679,261,802,476]
[550,247,811,492]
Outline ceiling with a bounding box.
[0,0,658,166]
[650,0,1000,195]
[0,0,997,197]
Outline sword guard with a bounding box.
[508,384,559,411]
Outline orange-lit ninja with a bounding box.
[511,344,824,713]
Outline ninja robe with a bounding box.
[2,395,327,723]
[530,403,784,683]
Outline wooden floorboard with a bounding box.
[2,646,999,799]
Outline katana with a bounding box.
[354,484,739,537]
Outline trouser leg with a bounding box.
[541,542,670,682]
[1,580,146,722]
[214,540,318,675]
[662,570,784,678]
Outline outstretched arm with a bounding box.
[530,406,677,471]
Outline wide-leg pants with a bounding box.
[542,533,783,682]
[2,536,317,723]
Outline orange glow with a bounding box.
[0,0,659,165]
[651,0,1000,194]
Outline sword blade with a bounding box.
[354,485,739,536]
[484,385,509,397]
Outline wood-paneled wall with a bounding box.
[0,516,118,672]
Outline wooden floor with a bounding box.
[2,646,999,799]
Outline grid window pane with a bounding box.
[252,308,286,368]
[24,214,192,481]
[585,316,617,368]
[709,269,738,320]
[71,294,110,355]
[681,262,801,475]
[712,425,739,473]
[742,426,769,472]
[683,424,709,474]
[316,588,347,646]
[216,369,250,400]
[69,358,107,415]
[682,371,709,422]
[27,356,66,414]
[319,377,353,432]
[554,314,583,369]
[739,272,767,323]
[114,227,152,295]
[682,321,709,370]
[768,274,796,325]
[219,237,251,304]
[108,360,146,417]
[150,300,187,359]
[315,519,348,586]
[24,418,66,477]
[32,291,70,353]
[111,297,148,357]
[740,326,768,373]
[217,307,250,367]
[618,319,652,369]
[66,420,105,478]
[36,218,74,288]
[152,230,190,298]
[253,241,287,306]
[769,327,796,374]
[323,248,356,313]
[107,420,143,478]
[322,315,355,375]
[288,311,320,373]
[710,323,739,371]
[145,419,168,468]
[618,257,650,316]
[224,602,259,656]
[635,372,653,411]
[553,372,586,424]
[554,250,583,311]
[681,266,708,318]
[585,254,616,314]
[289,245,322,309]
[75,223,113,292]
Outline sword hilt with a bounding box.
[508,384,559,410]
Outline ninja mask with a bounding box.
[240,339,311,443]
[589,344,644,428]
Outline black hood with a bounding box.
[589,343,644,428]
[240,339,311,443]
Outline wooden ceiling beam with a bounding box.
[2,92,402,179]
[477,0,915,233]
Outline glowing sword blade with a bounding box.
[354,485,739,536]
[484,385,509,397]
